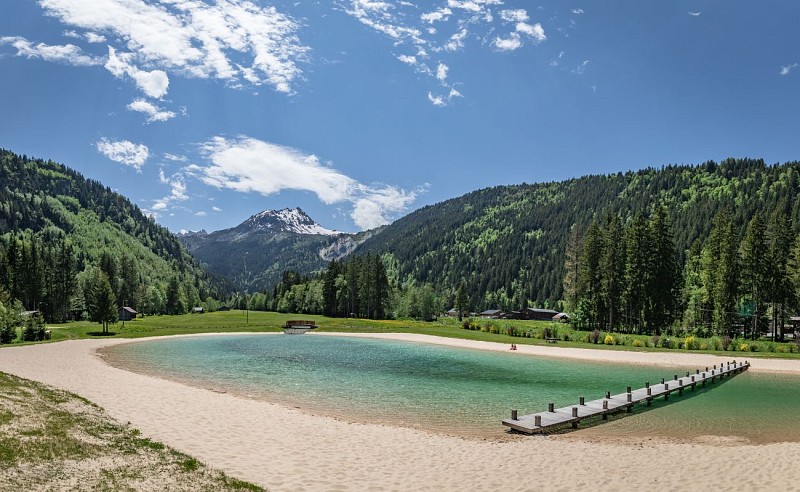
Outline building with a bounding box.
[479,309,504,319]
[118,307,137,321]
[192,307,205,314]
[446,308,459,317]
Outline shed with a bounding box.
[479,309,504,319]
[119,307,137,321]
[217,306,231,312]
[192,307,205,314]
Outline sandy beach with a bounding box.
[1,333,799,491]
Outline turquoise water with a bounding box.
[102,335,800,442]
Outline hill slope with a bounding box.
[354,158,800,309]
[0,149,215,319]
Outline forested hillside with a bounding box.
[355,158,800,311]
[0,149,216,324]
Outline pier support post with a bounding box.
[512,410,518,420]
[646,398,652,406]
[674,375,678,381]
[535,415,541,427]
[627,394,632,403]
[580,397,585,405]
[605,391,611,399]
[602,400,608,419]
[645,382,650,388]
[627,386,632,393]
[665,383,669,390]
[661,378,665,384]
[647,387,651,396]
[548,403,555,412]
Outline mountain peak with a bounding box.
[243,207,339,236]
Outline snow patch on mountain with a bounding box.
[245,208,338,236]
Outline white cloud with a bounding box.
[572,8,584,15]
[126,98,177,122]
[572,59,590,75]
[397,54,417,65]
[428,92,446,106]
[84,32,106,43]
[339,0,546,103]
[105,46,170,98]
[0,35,100,66]
[96,138,149,171]
[152,169,189,213]
[37,0,308,95]
[436,62,448,81]
[193,136,419,230]
[212,206,222,212]
[493,33,522,51]
[780,63,798,76]
[164,153,187,162]
[499,9,528,23]
[688,11,701,17]
[195,211,207,216]
[516,22,546,42]
[421,7,452,24]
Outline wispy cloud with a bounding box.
[0,35,100,66]
[190,136,421,229]
[150,168,189,214]
[96,138,149,171]
[572,9,584,15]
[339,0,546,104]
[572,59,590,75]
[126,98,177,123]
[780,63,798,76]
[688,11,701,17]
[36,0,309,95]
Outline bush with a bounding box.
[651,335,660,348]
[700,343,708,350]
[542,327,551,339]
[662,338,673,349]
[589,329,601,344]
[749,343,760,352]
[684,335,698,350]
[722,336,732,351]
[632,339,644,348]
[738,343,749,352]
[709,337,722,351]
[604,335,615,345]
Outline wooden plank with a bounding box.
[502,360,749,434]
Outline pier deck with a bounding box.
[503,360,749,434]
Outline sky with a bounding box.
[1,1,799,234]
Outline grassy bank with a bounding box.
[19,311,797,359]
[0,371,263,491]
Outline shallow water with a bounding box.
[102,334,800,442]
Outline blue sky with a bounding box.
[1,1,799,234]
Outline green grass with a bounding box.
[11,310,794,359]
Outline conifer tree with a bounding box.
[740,212,768,339]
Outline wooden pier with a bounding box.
[502,360,749,434]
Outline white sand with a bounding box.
[1,333,799,491]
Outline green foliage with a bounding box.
[0,149,216,321]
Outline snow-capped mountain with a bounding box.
[243,208,339,236]
[178,207,378,291]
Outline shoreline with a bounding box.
[1,333,800,490]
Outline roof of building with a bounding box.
[120,307,137,314]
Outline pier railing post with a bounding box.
[605,391,611,399]
[572,407,578,417]
[548,403,555,412]
[535,415,541,427]
[512,410,518,420]
[580,397,585,405]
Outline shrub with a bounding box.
[749,343,760,352]
[651,335,660,348]
[632,339,644,348]
[722,336,732,351]
[662,338,673,349]
[461,320,471,330]
[684,335,698,350]
[700,343,708,350]
[738,343,749,352]
[767,343,776,353]
[589,329,601,344]
[542,327,551,339]
[604,335,615,345]
[709,337,722,351]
